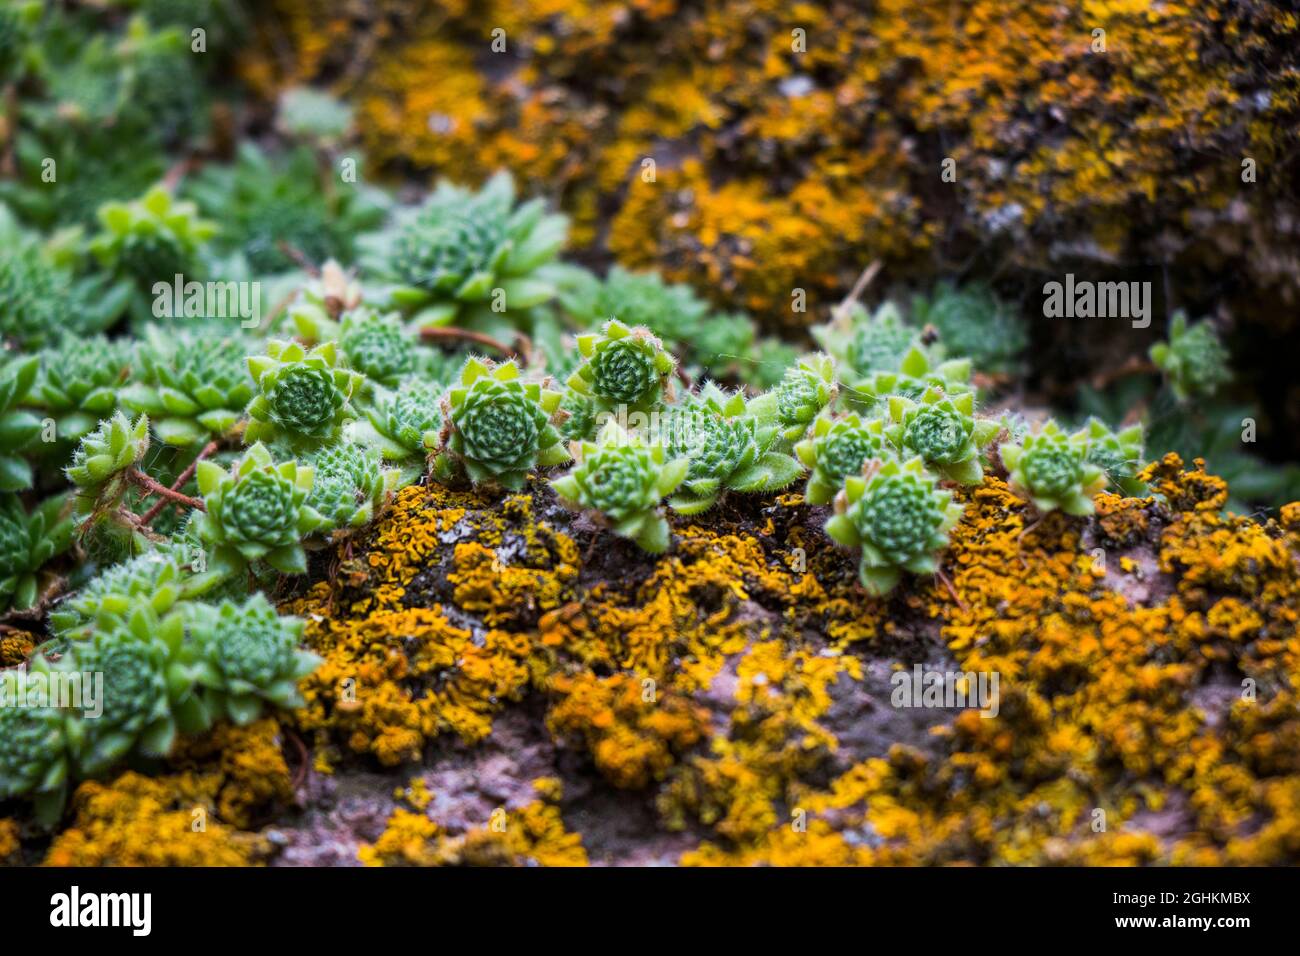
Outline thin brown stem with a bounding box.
[139,441,218,525]
[420,326,532,365]
[130,469,206,512]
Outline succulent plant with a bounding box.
[89,185,217,289]
[558,390,601,443]
[48,545,193,639]
[762,353,837,443]
[61,607,204,777]
[848,344,973,412]
[358,377,445,463]
[550,421,688,554]
[441,357,568,490]
[339,308,418,389]
[911,281,1027,376]
[1079,418,1148,497]
[370,171,568,335]
[0,355,42,490]
[0,492,73,612]
[121,326,255,447]
[812,301,921,381]
[0,241,130,347]
[794,412,887,506]
[187,143,386,274]
[246,339,362,450]
[1149,311,1232,402]
[999,420,1107,516]
[824,456,965,596]
[884,389,999,486]
[187,594,320,725]
[567,320,676,414]
[65,412,151,517]
[661,386,803,515]
[306,440,399,532]
[193,441,322,576]
[30,333,134,442]
[557,264,711,350]
[0,661,71,825]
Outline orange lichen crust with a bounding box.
[8,453,1299,866]
[42,772,271,867]
[359,777,587,867]
[244,1,1300,324]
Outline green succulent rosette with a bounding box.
[245,339,362,450]
[884,389,998,486]
[824,456,965,597]
[29,333,133,443]
[89,185,217,289]
[1149,311,1232,402]
[550,420,688,554]
[61,606,207,778]
[367,171,568,336]
[662,385,803,515]
[357,377,445,461]
[0,241,130,348]
[0,492,73,612]
[911,281,1027,377]
[49,544,192,639]
[567,319,676,415]
[812,300,920,381]
[441,357,568,490]
[193,441,323,576]
[306,440,400,532]
[121,326,255,447]
[999,420,1106,516]
[756,353,837,443]
[0,355,42,490]
[794,412,887,506]
[338,308,418,389]
[187,594,321,726]
[0,659,71,826]
[846,344,972,413]
[1079,418,1148,498]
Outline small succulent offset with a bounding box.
[662,385,803,515]
[306,440,400,533]
[999,420,1107,516]
[441,357,568,490]
[567,320,676,414]
[65,412,151,517]
[1149,311,1232,402]
[0,355,42,490]
[884,389,999,486]
[765,353,837,443]
[551,421,688,554]
[48,545,191,640]
[122,327,255,447]
[187,594,320,726]
[0,661,71,825]
[246,339,362,450]
[193,441,323,576]
[1079,418,1148,497]
[0,493,73,612]
[794,412,887,506]
[31,333,134,442]
[824,457,965,596]
[89,185,217,288]
[377,171,568,334]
